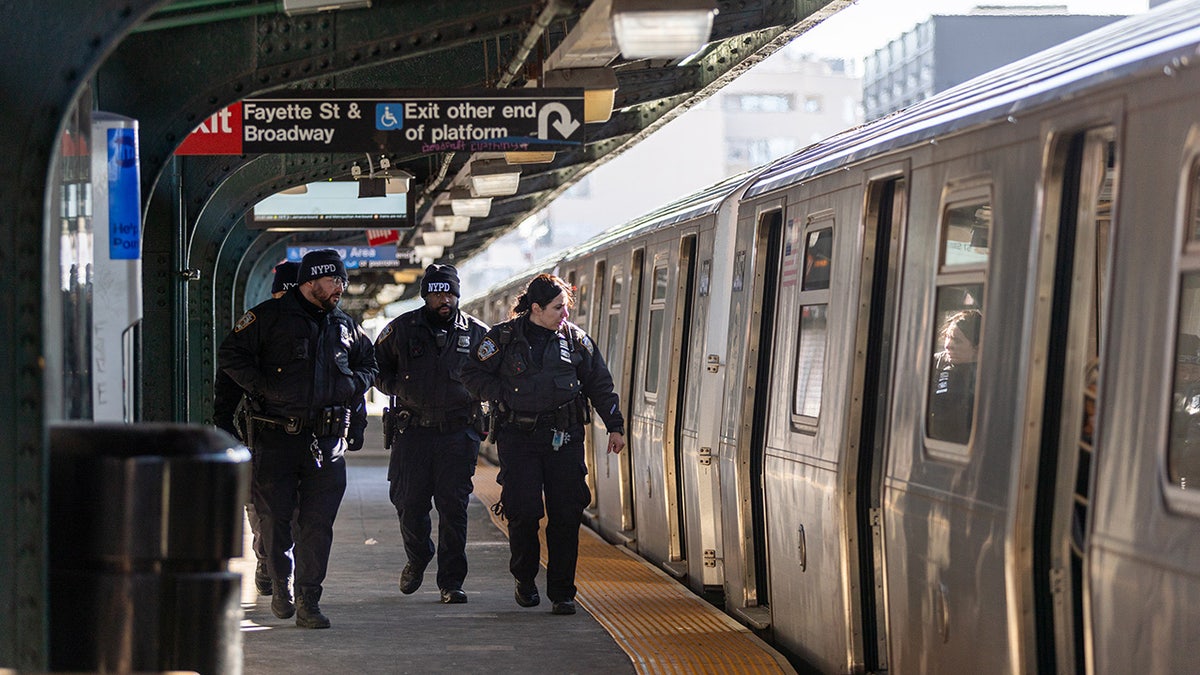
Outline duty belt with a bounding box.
[411,409,471,430]
[506,398,584,431]
[250,405,350,437]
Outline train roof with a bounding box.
[556,169,760,262]
[747,0,1200,198]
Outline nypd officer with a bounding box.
[218,249,377,629]
[213,260,300,597]
[461,273,625,615]
[373,264,489,604]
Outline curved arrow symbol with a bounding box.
[538,102,581,140]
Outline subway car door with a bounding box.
[731,207,785,624]
[663,235,698,576]
[1029,123,1116,674]
[613,254,645,539]
[844,169,908,671]
[629,246,677,567]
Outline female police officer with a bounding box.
[461,273,625,615]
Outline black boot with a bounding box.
[270,580,294,619]
[254,560,272,596]
[296,587,331,629]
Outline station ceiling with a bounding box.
[100,0,848,313]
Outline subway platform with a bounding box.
[232,417,794,674]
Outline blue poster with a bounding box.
[107,128,141,260]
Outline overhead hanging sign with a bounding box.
[286,244,402,269]
[175,89,586,156]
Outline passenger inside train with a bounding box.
[927,308,983,445]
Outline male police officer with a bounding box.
[218,249,377,628]
[373,264,488,604]
[213,260,300,596]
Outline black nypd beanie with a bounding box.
[297,249,348,285]
[271,261,300,294]
[421,264,460,297]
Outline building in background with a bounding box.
[863,8,1125,120]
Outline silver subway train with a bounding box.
[463,2,1200,672]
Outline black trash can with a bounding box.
[48,423,251,674]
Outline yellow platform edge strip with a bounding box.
[473,462,795,675]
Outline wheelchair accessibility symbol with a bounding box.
[375,104,403,131]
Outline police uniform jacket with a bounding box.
[218,288,378,424]
[373,307,488,418]
[461,316,624,434]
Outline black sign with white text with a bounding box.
[239,89,586,155]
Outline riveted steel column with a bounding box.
[0,2,165,668]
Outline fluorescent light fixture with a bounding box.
[413,245,444,259]
[282,0,371,16]
[468,158,521,197]
[545,67,619,123]
[385,171,413,194]
[449,188,492,217]
[610,0,716,60]
[433,205,472,232]
[504,151,556,165]
[420,230,456,248]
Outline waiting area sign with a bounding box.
[175,89,585,156]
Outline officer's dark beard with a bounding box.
[424,305,455,327]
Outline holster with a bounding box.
[382,405,412,446]
[382,406,396,448]
[472,402,492,441]
[233,395,251,445]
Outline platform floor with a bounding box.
[234,418,793,674]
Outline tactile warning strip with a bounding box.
[473,461,794,675]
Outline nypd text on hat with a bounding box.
[310,263,340,276]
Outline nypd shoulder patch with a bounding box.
[580,333,594,355]
[376,323,394,344]
[234,311,256,333]
[476,337,499,361]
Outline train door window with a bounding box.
[576,273,590,331]
[792,218,833,424]
[644,264,669,397]
[925,188,990,455]
[1168,163,1200,495]
[607,269,624,367]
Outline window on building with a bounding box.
[727,138,798,165]
[722,93,795,113]
[803,95,823,113]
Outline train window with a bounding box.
[607,269,623,369]
[1168,163,1200,498]
[802,229,832,291]
[645,266,669,395]
[925,284,985,446]
[577,274,589,325]
[1168,276,1200,491]
[941,200,991,269]
[793,225,833,421]
[794,306,828,418]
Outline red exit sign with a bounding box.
[174,103,242,155]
